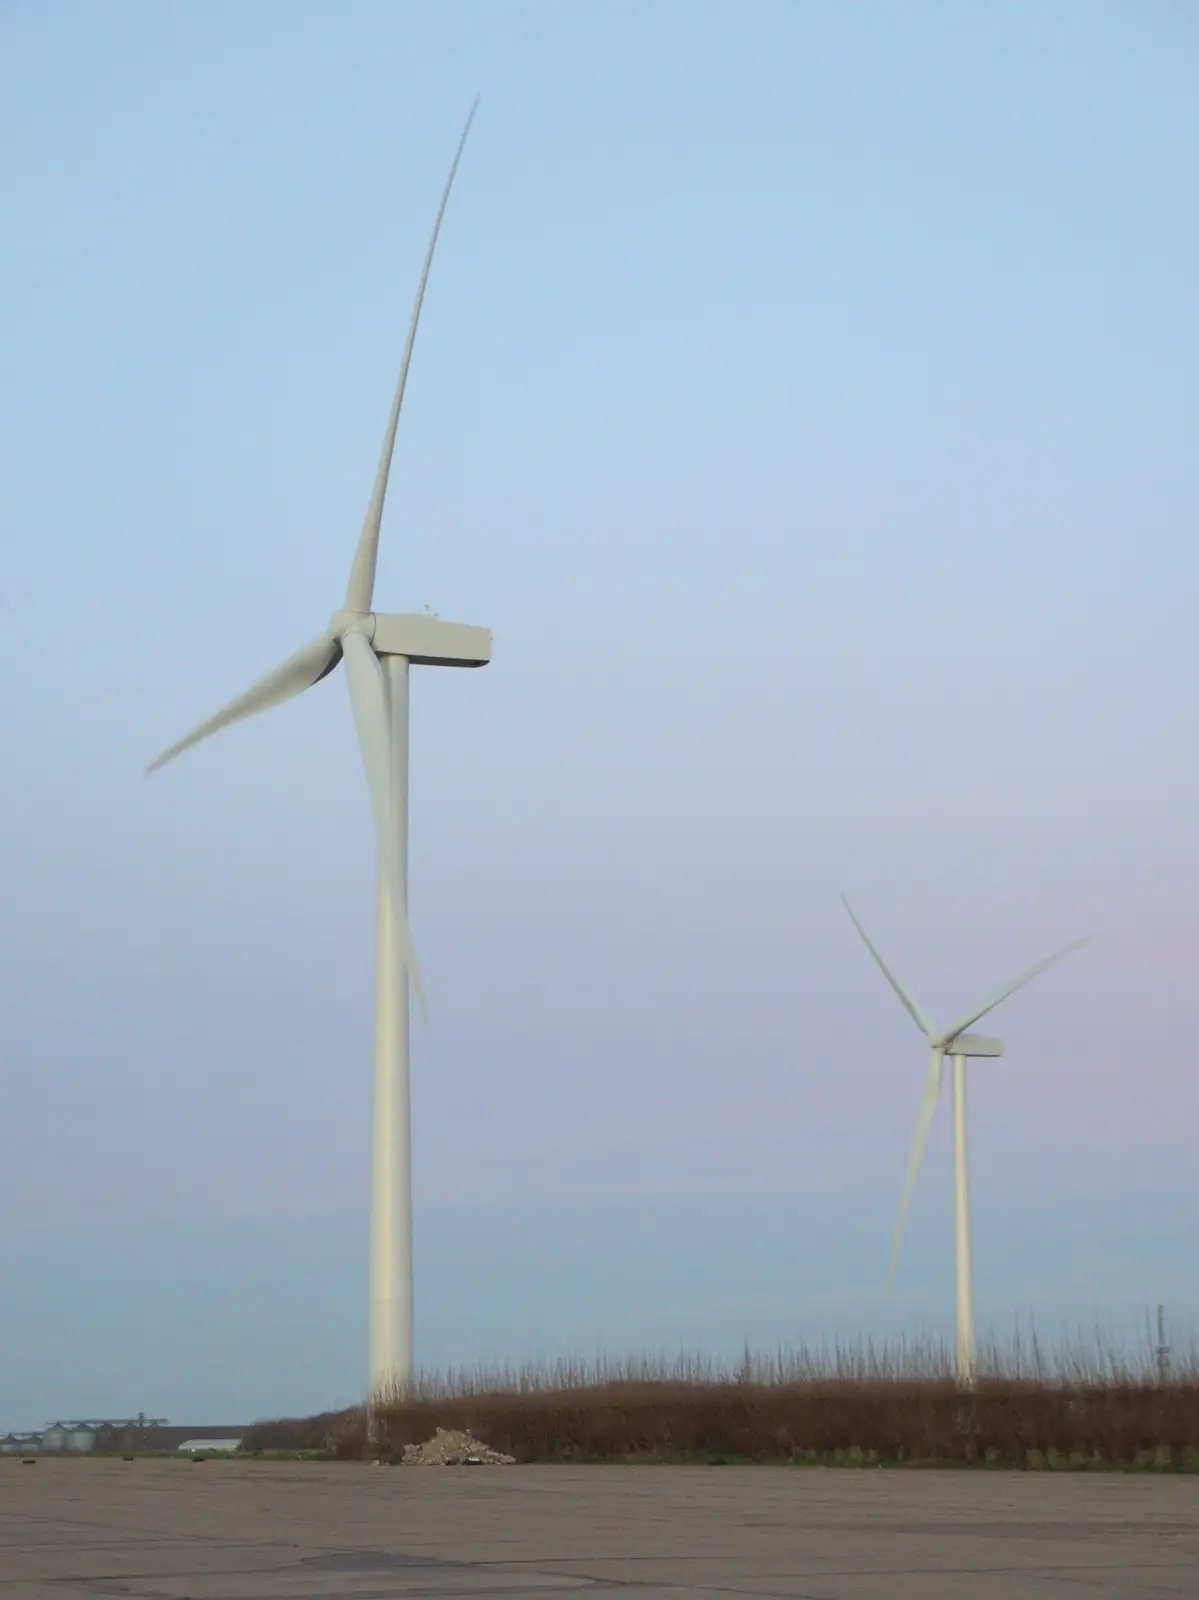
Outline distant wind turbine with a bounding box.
[841,896,1092,1386]
[148,102,490,1399]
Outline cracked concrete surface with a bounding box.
[1,1458,1196,1598]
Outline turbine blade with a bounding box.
[938,935,1094,1045]
[842,895,936,1039]
[341,631,427,1016]
[344,97,480,613]
[887,1046,945,1289]
[146,634,340,773]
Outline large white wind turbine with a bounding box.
[148,105,489,1398]
[842,896,1091,1386]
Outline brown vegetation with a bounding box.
[241,1338,1199,1468]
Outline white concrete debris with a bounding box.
[400,1427,515,1466]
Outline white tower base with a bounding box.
[951,1051,976,1387]
[368,656,413,1402]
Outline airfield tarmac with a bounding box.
[1,1458,1196,1600]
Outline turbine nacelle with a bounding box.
[936,1032,1003,1058]
[372,612,491,668]
[327,609,491,667]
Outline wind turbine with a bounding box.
[841,896,1091,1386]
[147,104,490,1399]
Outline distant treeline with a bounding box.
[240,1340,1199,1467]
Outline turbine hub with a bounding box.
[330,608,376,642]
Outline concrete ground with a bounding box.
[1,1458,1196,1600]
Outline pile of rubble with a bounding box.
[399,1427,515,1466]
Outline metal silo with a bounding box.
[39,1423,69,1452]
[0,1434,28,1454]
[68,1425,97,1453]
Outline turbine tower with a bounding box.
[841,896,1091,1386]
[147,105,489,1399]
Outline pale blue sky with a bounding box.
[1,0,1197,1428]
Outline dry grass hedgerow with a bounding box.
[241,1333,1199,1468]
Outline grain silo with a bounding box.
[39,1423,69,1452]
[67,1425,97,1453]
